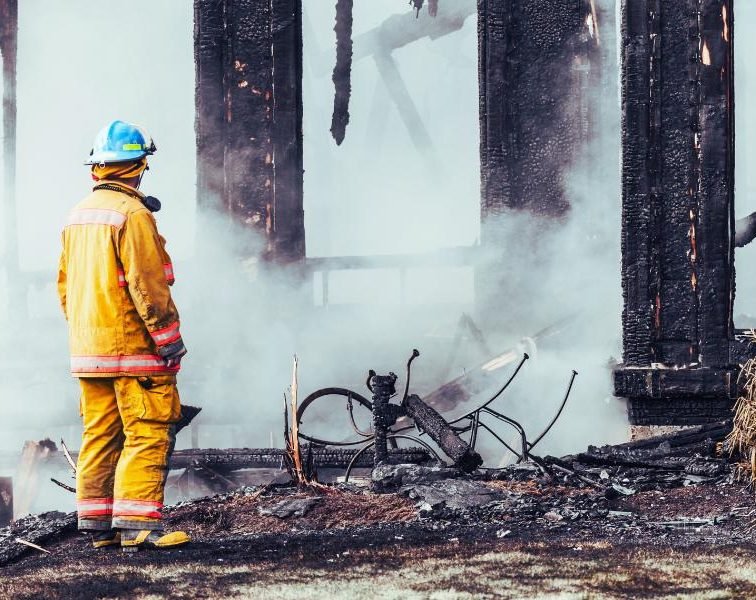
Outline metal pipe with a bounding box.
[528,370,578,451]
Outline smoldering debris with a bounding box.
[0,421,748,569]
[259,497,322,519]
[0,511,75,566]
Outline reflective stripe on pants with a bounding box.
[76,376,180,530]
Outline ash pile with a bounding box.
[370,420,735,518]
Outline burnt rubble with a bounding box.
[0,511,75,566]
[258,497,322,519]
[1,421,744,568]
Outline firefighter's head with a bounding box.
[86,120,156,189]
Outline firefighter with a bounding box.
[57,120,190,550]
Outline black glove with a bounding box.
[158,337,187,368]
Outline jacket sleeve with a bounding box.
[117,209,185,356]
[57,234,68,320]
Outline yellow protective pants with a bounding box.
[76,376,180,531]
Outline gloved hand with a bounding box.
[157,337,187,368]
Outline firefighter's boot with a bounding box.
[120,529,190,552]
[91,529,121,549]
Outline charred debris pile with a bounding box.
[0,418,745,567]
[0,342,749,566]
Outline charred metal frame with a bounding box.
[295,351,579,479]
[614,0,741,425]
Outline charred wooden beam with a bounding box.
[594,420,731,454]
[373,53,433,153]
[349,2,474,64]
[476,0,607,327]
[478,0,601,219]
[14,440,56,519]
[0,0,19,297]
[614,0,738,425]
[43,447,432,473]
[330,0,353,145]
[403,394,482,472]
[194,0,305,264]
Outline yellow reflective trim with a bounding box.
[122,143,143,151]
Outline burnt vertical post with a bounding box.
[194,0,305,264]
[614,0,737,424]
[0,0,19,309]
[0,477,12,526]
[271,0,305,264]
[194,0,226,211]
[476,0,605,326]
[370,374,397,465]
[478,0,601,219]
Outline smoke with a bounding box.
[0,0,630,514]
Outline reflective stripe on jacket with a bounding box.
[57,181,182,377]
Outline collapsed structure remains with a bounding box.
[0,1,749,428]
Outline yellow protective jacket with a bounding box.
[57,181,183,377]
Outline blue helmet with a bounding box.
[85,120,156,165]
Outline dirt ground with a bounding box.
[3,477,756,599]
[4,537,756,600]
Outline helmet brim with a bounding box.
[85,150,148,165]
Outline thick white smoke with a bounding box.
[1,1,630,513]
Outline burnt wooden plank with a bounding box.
[478,0,598,219]
[194,0,305,263]
[194,0,226,210]
[0,0,19,291]
[620,0,655,367]
[616,0,739,423]
[271,0,305,263]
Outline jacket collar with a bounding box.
[93,180,145,200]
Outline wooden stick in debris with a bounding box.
[50,478,75,494]
[197,466,237,489]
[290,355,305,483]
[546,457,603,489]
[14,538,51,554]
[550,464,603,489]
[60,439,77,474]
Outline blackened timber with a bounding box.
[403,394,482,472]
[43,447,432,473]
[620,0,655,367]
[350,3,475,64]
[330,0,353,145]
[478,0,599,218]
[476,0,604,328]
[194,0,305,264]
[194,0,225,210]
[225,0,275,248]
[588,419,731,454]
[696,0,735,366]
[0,0,19,287]
[271,0,305,263]
[614,0,739,424]
[0,478,12,527]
